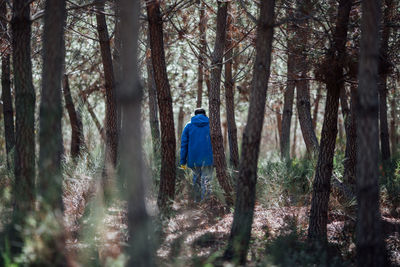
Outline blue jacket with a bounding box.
[180,114,213,168]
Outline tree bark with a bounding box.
[146,44,161,166]
[343,84,357,187]
[312,86,322,130]
[113,0,122,138]
[280,11,295,159]
[390,85,397,155]
[0,2,14,169]
[355,0,386,265]
[308,0,352,241]
[177,105,184,145]
[291,112,298,158]
[378,0,394,162]
[63,75,84,159]
[11,0,36,255]
[146,0,176,211]
[96,1,118,184]
[197,0,207,108]
[37,0,67,264]
[224,0,275,263]
[225,12,239,169]
[208,1,233,206]
[294,0,319,155]
[119,0,154,265]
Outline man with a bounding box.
[180,108,213,202]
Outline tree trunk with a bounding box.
[356,0,386,265]
[280,17,295,159]
[312,86,322,130]
[113,0,122,138]
[197,0,207,108]
[0,2,14,169]
[146,0,176,211]
[11,0,36,255]
[119,0,154,265]
[63,75,84,159]
[308,0,352,241]
[208,1,233,205]
[146,44,161,166]
[343,84,357,186]
[224,0,275,263]
[291,111,298,158]
[378,0,394,162]
[96,1,118,185]
[177,105,184,145]
[225,12,239,169]
[294,0,319,156]
[37,0,67,264]
[390,85,397,155]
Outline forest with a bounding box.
[0,0,399,266]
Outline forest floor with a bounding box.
[62,174,400,266]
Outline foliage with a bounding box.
[263,216,350,267]
[381,156,400,216]
[257,157,315,206]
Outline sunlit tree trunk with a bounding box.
[355,0,386,265]
[208,0,233,205]
[0,1,14,169]
[224,0,275,263]
[308,0,352,241]
[63,75,84,159]
[119,0,154,265]
[225,11,239,169]
[147,0,176,211]
[96,1,118,188]
[37,0,67,264]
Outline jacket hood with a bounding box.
[191,114,209,127]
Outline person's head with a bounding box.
[194,108,206,116]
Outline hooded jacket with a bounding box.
[180,114,213,168]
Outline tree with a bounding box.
[308,0,352,241]
[147,0,176,211]
[197,0,207,108]
[10,0,36,255]
[119,0,154,265]
[355,0,386,265]
[0,1,14,169]
[293,0,319,156]
[378,0,394,162]
[95,1,118,185]
[37,0,67,263]
[224,0,275,263]
[280,3,295,159]
[224,10,239,169]
[208,1,233,205]
[63,74,84,159]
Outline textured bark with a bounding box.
[146,45,161,164]
[378,0,394,162]
[293,0,319,155]
[119,0,154,265]
[11,0,36,254]
[0,2,14,168]
[96,1,118,180]
[390,87,397,155]
[224,0,275,263]
[291,113,298,158]
[312,86,322,130]
[63,75,84,159]
[208,1,233,205]
[343,84,357,186]
[113,0,122,137]
[147,0,176,211]
[280,29,295,159]
[308,0,351,241]
[225,12,239,169]
[197,0,207,108]
[38,0,67,264]
[177,105,184,144]
[356,0,386,265]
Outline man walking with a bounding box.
[180,108,214,202]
